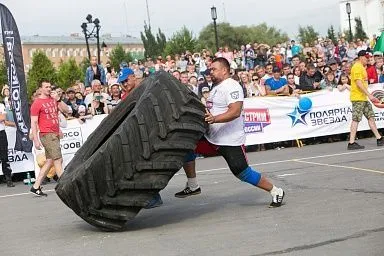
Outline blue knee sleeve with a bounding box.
[236,166,261,186]
[184,152,196,163]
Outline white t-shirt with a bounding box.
[205,78,245,146]
[0,103,6,131]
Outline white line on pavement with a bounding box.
[294,160,384,175]
[0,189,55,199]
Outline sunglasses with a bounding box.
[252,78,259,81]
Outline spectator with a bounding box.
[0,101,14,187]
[286,73,301,97]
[117,67,136,100]
[172,70,181,80]
[107,83,121,112]
[293,66,301,85]
[244,44,255,71]
[281,64,291,79]
[85,56,106,86]
[291,40,301,56]
[180,71,189,86]
[366,53,378,84]
[188,76,198,95]
[88,91,108,116]
[251,74,266,96]
[328,59,342,83]
[198,69,214,98]
[337,74,351,92]
[200,87,210,106]
[76,105,92,124]
[240,72,256,97]
[84,79,110,106]
[265,66,288,95]
[291,55,300,68]
[320,70,338,91]
[65,87,84,116]
[298,63,322,91]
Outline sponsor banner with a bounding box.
[0,4,33,152]
[0,126,34,175]
[244,83,384,145]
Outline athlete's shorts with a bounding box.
[352,101,375,122]
[40,133,62,160]
[185,139,248,176]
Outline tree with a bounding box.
[327,25,337,43]
[354,17,367,40]
[164,26,198,56]
[56,58,83,90]
[298,25,319,45]
[140,22,167,59]
[198,22,288,53]
[108,44,133,71]
[27,51,57,97]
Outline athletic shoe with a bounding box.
[30,186,47,197]
[144,193,163,209]
[269,188,285,208]
[6,180,15,187]
[347,142,365,150]
[377,137,384,147]
[175,186,201,198]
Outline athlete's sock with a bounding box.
[236,166,261,186]
[270,185,279,196]
[187,177,199,190]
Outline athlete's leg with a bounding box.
[218,145,285,207]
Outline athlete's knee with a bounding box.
[184,152,196,163]
[236,166,261,186]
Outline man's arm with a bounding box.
[356,79,378,102]
[30,115,42,149]
[205,101,242,124]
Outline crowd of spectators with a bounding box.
[1,35,383,149]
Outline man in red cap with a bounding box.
[348,50,383,150]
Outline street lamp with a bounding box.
[81,14,101,64]
[211,6,219,52]
[346,2,353,42]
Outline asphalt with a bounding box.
[0,138,383,256]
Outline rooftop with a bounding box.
[19,34,142,45]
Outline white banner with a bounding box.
[244,83,384,145]
[32,114,107,178]
[0,126,34,175]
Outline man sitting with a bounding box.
[265,66,288,95]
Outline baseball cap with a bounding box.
[327,58,338,65]
[120,61,128,68]
[66,87,75,93]
[373,51,383,57]
[357,50,373,58]
[198,76,205,81]
[272,66,281,73]
[117,67,135,83]
[204,69,211,76]
[78,105,86,113]
[202,87,210,93]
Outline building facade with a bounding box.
[21,34,144,71]
[339,0,384,39]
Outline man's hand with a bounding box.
[204,108,215,124]
[369,94,380,103]
[313,82,320,88]
[34,140,42,150]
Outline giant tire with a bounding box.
[55,71,208,231]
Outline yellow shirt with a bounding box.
[350,61,368,102]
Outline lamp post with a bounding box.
[81,14,101,64]
[211,6,219,52]
[346,3,353,42]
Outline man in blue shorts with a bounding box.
[175,57,285,208]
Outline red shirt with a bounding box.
[366,65,378,84]
[30,97,60,135]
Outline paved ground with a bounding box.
[1,138,383,256]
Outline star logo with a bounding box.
[287,106,310,126]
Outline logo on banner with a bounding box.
[244,108,271,133]
[371,90,384,108]
[287,97,312,127]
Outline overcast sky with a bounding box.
[2,0,340,40]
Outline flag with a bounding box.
[0,4,32,152]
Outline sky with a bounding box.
[1,0,340,40]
